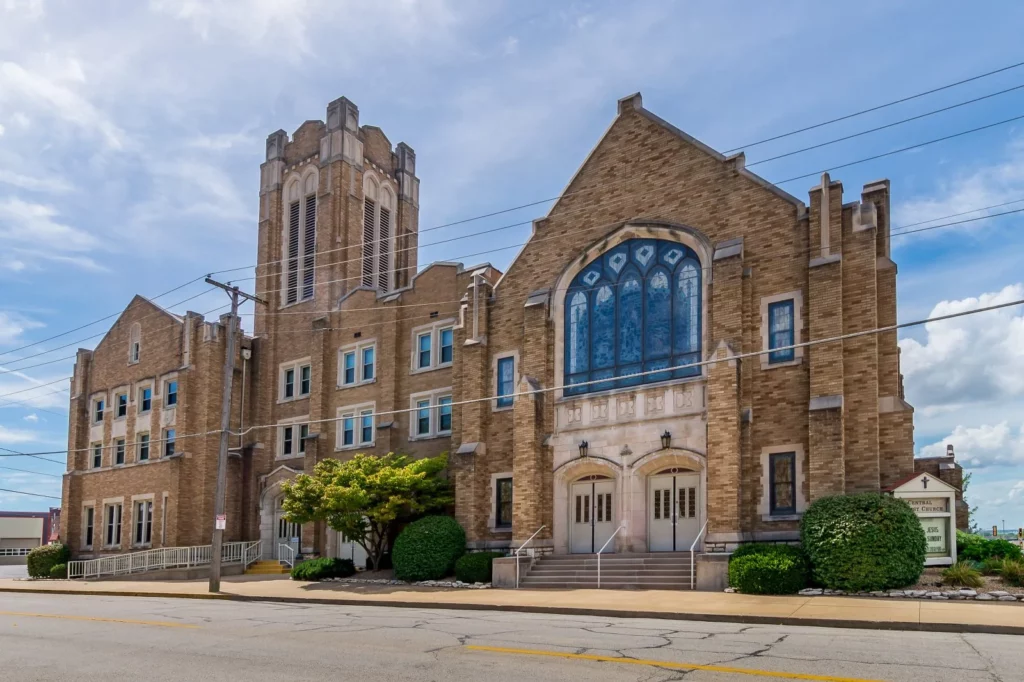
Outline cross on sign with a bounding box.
[921,476,929,489]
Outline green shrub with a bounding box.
[1000,559,1024,587]
[454,551,504,584]
[957,531,1023,562]
[290,557,356,581]
[731,543,806,563]
[392,515,466,581]
[26,544,70,579]
[979,556,1004,576]
[49,563,67,579]
[728,553,808,595]
[800,493,926,592]
[942,560,984,588]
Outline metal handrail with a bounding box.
[514,525,546,589]
[68,540,261,579]
[596,524,625,589]
[278,543,296,568]
[690,520,709,590]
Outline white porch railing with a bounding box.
[596,523,625,589]
[68,541,261,579]
[278,543,295,568]
[514,525,546,589]
[0,548,32,557]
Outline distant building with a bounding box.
[0,511,52,563]
[60,93,938,585]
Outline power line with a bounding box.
[10,294,1023,458]
[0,277,208,360]
[0,447,65,466]
[891,197,1024,231]
[747,82,1024,167]
[0,487,60,500]
[776,111,1024,185]
[0,464,62,479]
[723,58,1024,152]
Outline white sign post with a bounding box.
[889,473,957,566]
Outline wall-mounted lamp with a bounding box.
[661,431,672,450]
[578,440,589,458]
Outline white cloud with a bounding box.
[894,137,1024,232]
[0,197,103,271]
[920,422,1024,469]
[899,284,1024,409]
[22,413,38,422]
[0,60,125,149]
[0,122,4,136]
[0,424,39,445]
[0,311,43,346]
[0,169,75,194]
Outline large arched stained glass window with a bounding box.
[564,239,702,396]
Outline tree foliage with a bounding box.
[281,452,452,569]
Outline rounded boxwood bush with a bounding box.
[392,515,466,581]
[730,542,806,563]
[290,557,356,581]
[728,553,807,594]
[49,563,67,579]
[800,493,926,591]
[26,543,70,579]
[454,551,504,584]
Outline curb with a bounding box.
[3,587,1024,636]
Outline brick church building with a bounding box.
[60,92,957,581]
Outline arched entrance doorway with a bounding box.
[647,467,700,552]
[272,496,300,560]
[570,475,615,553]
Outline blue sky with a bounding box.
[1,0,1023,530]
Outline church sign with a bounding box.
[887,472,957,567]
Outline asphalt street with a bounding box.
[0,592,1020,681]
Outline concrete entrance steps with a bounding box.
[520,552,695,589]
[245,560,290,575]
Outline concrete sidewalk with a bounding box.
[2,575,1023,635]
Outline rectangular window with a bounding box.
[115,439,125,465]
[769,452,797,516]
[417,332,432,369]
[343,351,356,385]
[139,387,152,413]
[105,503,122,547]
[166,381,178,407]
[438,395,453,434]
[92,443,102,469]
[84,506,94,548]
[94,399,104,423]
[416,399,431,436]
[134,500,153,546]
[495,477,513,529]
[496,356,515,408]
[282,426,294,456]
[299,424,309,454]
[116,393,128,418]
[130,341,140,363]
[300,365,311,396]
[362,347,375,381]
[439,327,454,365]
[284,368,295,399]
[360,410,373,444]
[342,416,354,446]
[768,300,795,363]
[138,434,150,462]
[164,429,175,457]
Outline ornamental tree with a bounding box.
[281,452,452,570]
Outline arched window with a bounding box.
[564,239,702,396]
[283,171,317,305]
[360,174,395,293]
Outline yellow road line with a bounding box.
[465,645,885,682]
[0,610,200,629]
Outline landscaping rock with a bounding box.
[998,595,1018,601]
[869,591,887,597]
[908,590,928,598]
[925,592,942,598]
[724,587,736,593]
[959,590,978,597]
[975,593,996,601]
[799,588,823,596]
[930,595,949,600]
[989,591,1010,597]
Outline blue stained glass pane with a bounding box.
[497,356,515,407]
[567,291,589,374]
[675,262,700,353]
[645,357,672,384]
[592,285,615,369]
[768,300,795,363]
[645,268,671,359]
[618,273,642,364]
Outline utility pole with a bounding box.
[205,277,266,593]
